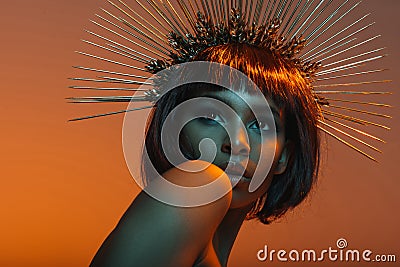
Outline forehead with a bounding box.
[197,88,281,117]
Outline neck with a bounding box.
[212,204,253,267]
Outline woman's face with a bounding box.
[178,88,290,209]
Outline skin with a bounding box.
[90,89,291,267]
[179,89,291,210]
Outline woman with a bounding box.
[89,42,320,266]
[69,1,389,266]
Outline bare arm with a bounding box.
[90,161,232,267]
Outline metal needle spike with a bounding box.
[322,109,391,130]
[133,0,170,32]
[266,0,279,22]
[325,118,386,143]
[68,106,154,122]
[286,0,315,38]
[315,64,361,77]
[177,0,197,32]
[105,43,152,63]
[70,77,149,85]
[279,0,295,23]
[85,30,152,62]
[290,0,326,40]
[317,36,382,63]
[322,48,386,68]
[69,86,148,91]
[298,0,333,38]
[304,0,352,42]
[317,125,378,162]
[319,120,382,153]
[307,37,357,63]
[67,96,147,103]
[316,91,391,95]
[314,80,392,88]
[146,0,185,37]
[72,66,150,80]
[317,55,386,76]
[115,0,167,36]
[280,0,303,34]
[323,97,392,108]
[70,0,392,161]
[97,76,153,85]
[302,14,371,59]
[82,39,149,64]
[325,104,392,119]
[93,15,169,59]
[75,51,147,72]
[160,0,191,34]
[316,69,388,81]
[105,2,167,44]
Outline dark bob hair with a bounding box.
[142,43,321,224]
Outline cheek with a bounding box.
[180,122,225,156]
[248,133,279,162]
[247,134,285,182]
[274,134,287,158]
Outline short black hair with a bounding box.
[142,43,321,224]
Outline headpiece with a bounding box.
[69,0,392,161]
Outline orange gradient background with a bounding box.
[0,1,399,266]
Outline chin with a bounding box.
[229,188,260,210]
[228,174,273,210]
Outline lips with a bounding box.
[221,161,249,177]
[225,166,246,177]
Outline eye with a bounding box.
[199,111,225,125]
[249,119,271,131]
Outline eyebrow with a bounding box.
[253,105,281,119]
[201,92,282,120]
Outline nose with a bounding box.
[221,124,250,156]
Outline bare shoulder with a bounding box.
[90,161,232,267]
